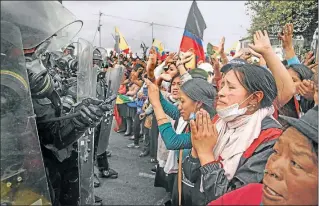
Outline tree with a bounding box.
[245,0,318,48]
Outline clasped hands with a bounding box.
[190,109,219,166]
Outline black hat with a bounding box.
[220,58,248,73]
[279,105,318,146]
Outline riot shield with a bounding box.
[76,38,96,205]
[105,64,125,98]
[1,1,83,51]
[1,21,51,205]
[95,47,108,62]
[97,64,125,155]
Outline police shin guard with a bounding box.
[97,151,109,171]
[60,169,79,205]
[124,117,132,136]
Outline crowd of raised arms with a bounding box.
[111,23,318,206]
[1,1,318,205]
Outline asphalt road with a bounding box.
[94,125,168,205]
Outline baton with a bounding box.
[38,94,117,124]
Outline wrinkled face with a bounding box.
[217,70,250,110]
[262,127,318,205]
[287,68,302,95]
[166,64,178,77]
[178,90,197,121]
[171,76,181,99]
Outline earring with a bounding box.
[264,169,268,174]
[249,105,256,111]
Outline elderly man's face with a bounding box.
[262,127,318,205]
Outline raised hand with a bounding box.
[297,79,315,100]
[217,36,225,55]
[144,78,160,107]
[249,30,272,55]
[176,50,194,67]
[302,51,315,66]
[146,47,157,73]
[308,62,318,74]
[278,23,294,50]
[165,52,177,65]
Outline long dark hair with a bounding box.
[227,64,277,108]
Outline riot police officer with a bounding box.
[93,48,119,187]
[1,2,113,205]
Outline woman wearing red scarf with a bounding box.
[208,106,318,205]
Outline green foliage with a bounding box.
[245,0,318,44]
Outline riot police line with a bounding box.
[1,1,124,205]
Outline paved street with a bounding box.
[94,123,167,205]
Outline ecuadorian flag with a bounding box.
[179,1,206,67]
[152,39,166,60]
[115,27,130,54]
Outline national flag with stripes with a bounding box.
[152,38,166,60]
[115,27,130,54]
[179,1,207,65]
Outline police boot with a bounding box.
[94,173,100,188]
[100,168,118,179]
[124,117,132,136]
[97,151,118,179]
[94,195,103,205]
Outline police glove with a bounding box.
[72,98,105,128]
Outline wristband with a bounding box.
[148,76,156,82]
[202,156,223,168]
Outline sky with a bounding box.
[63,1,251,54]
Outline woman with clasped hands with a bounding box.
[181,30,295,205]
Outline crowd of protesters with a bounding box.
[105,23,318,206]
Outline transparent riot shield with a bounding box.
[96,64,125,155]
[105,64,125,98]
[1,1,83,51]
[95,47,107,62]
[76,38,96,205]
[1,21,51,205]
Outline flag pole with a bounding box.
[151,22,154,46]
[98,11,102,47]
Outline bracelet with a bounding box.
[202,156,223,168]
[176,63,184,68]
[156,117,167,122]
[148,76,156,82]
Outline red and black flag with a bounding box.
[179,1,207,65]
